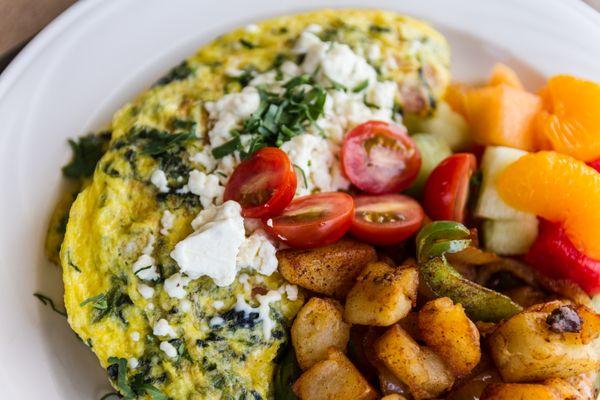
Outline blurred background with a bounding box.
[0,0,599,72]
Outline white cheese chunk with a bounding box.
[204,86,260,146]
[160,341,178,359]
[160,210,175,235]
[188,170,225,208]
[137,283,155,299]
[190,147,217,171]
[256,290,282,340]
[170,201,246,287]
[132,235,160,281]
[179,299,192,313]
[128,358,139,369]
[164,273,191,299]
[131,332,140,342]
[153,319,176,338]
[150,169,169,193]
[236,230,278,276]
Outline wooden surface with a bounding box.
[0,0,75,56]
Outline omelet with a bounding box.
[57,9,450,399]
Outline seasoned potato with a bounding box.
[381,395,408,400]
[374,325,454,399]
[489,301,600,382]
[418,297,481,377]
[292,348,377,400]
[480,383,560,400]
[544,378,588,400]
[344,262,418,326]
[291,297,350,370]
[278,239,376,298]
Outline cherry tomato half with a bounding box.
[224,147,296,218]
[423,153,477,223]
[350,194,425,245]
[341,120,421,194]
[263,192,354,248]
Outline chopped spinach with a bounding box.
[239,39,256,49]
[369,24,392,34]
[137,129,195,156]
[273,347,301,400]
[107,357,168,400]
[212,74,326,159]
[84,286,132,323]
[33,293,67,317]
[154,60,194,86]
[62,131,111,179]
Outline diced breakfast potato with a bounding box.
[480,383,561,400]
[292,348,377,400]
[277,239,376,298]
[381,395,408,400]
[488,301,600,382]
[344,262,418,326]
[374,325,454,399]
[291,297,350,370]
[418,297,481,377]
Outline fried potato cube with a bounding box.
[418,297,481,377]
[277,239,377,298]
[381,395,408,400]
[480,383,559,400]
[488,301,600,382]
[291,297,351,370]
[292,348,377,400]
[344,262,418,326]
[374,325,454,400]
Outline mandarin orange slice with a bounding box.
[497,151,600,259]
[536,75,600,162]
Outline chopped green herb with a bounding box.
[213,74,326,159]
[329,79,347,92]
[352,79,369,93]
[80,293,108,310]
[369,24,392,34]
[154,61,194,86]
[293,164,308,189]
[239,39,256,49]
[133,265,152,276]
[211,136,242,159]
[107,357,168,400]
[139,129,195,156]
[62,131,111,179]
[33,293,67,317]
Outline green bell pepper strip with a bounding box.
[417,221,523,322]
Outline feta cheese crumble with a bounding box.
[131,331,140,342]
[132,235,160,281]
[137,283,155,299]
[188,170,225,208]
[160,210,175,235]
[164,273,191,299]
[170,201,246,287]
[160,341,178,359]
[150,169,169,193]
[153,319,177,338]
[236,230,278,276]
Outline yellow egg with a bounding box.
[56,9,450,399]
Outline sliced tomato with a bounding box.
[224,147,296,218]
[423,153,477,222]
[263,192,354,248]
[341,120,421,194]
[350,194,424,245]
[587,158,600,173]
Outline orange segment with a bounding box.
[536,75,600,162]
[488,63,524,90]
[464,85,542,151]
[497,151,600,259]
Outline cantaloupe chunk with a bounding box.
[464,85,542,151]
[488,63,524,90]
[444,83,470,117]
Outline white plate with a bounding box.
[0,0,598,398]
